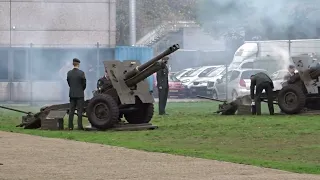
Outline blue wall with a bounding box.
[115,46,154,91]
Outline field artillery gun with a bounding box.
[86,44,179,129]
[2,44,179,130]
[277,53,320,114]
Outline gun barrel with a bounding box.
[196,95,226,103]
[0,105,32,114]
[125,61,165,87]
[124,44,180,80]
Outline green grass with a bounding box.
[0,102,319,174]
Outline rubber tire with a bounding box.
[277,84,306,114]
[124,103,154,124]
[212,90,218,99]
[86,94,119,130]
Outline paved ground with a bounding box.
[0,131,319,180]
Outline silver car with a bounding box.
[174,68,194,80]
[210,68,268,100]
[180,66,219,88]
[188,65,225,97]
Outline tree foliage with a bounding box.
[116,0,320,46]
[116,0,197,45]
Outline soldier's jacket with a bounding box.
[67,68,86,98]
[250,72,274,99]
[156,65,169,89]
[97,76,113,91]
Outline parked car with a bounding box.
[174,68,194,80]
[153,73,187,98]
[270,69,298,90]
[188,65,225,97]
[180,66,220,89]
[209,68,268,100]
[206,66,228,93]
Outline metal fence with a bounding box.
[0,43,115,104]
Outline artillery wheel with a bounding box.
[124,103,154,124]
[86,94,119,130]
[277,84,306,114]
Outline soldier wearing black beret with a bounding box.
[67,58,86,130]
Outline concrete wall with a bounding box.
[0,0,116,47]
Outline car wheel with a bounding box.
[212,90,218,99]
[231,90,238,101]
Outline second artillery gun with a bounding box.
[14,44,180,130]
[277,53,320,114]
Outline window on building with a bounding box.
[13,50,27,80]
[0,50,9,80]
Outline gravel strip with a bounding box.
[0,131,319,180]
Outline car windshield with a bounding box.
[169,74,179,82]
[182,67,201,77]
[241,70,267,79]
[235,49,243,56]
[208,66,225,77]
[174,69,188,77]
[198,67,217,77]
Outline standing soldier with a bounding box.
[156,57,169,115]
[67,58,86,130]
[250,72,274,115]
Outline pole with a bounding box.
[9,0,11,47]
[225,64,228,101]
[29,43,33,105]
[96,42,100,79]
[129,0,136,46]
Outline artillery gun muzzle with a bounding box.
[125,61,166,87]
[124,44,180,80]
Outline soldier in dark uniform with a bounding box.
[97,71,113,93]
[250,72,274,115]
[156,57,169,115]
[67,58,86,130]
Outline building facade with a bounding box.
[0,0,116,47]
[0,0,116,103]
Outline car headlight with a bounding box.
[182,79,190,83]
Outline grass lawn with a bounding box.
[0,102,319,174]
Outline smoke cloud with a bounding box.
[194,0,320,72]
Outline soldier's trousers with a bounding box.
[254,82,274,115]
[158,87,169,115]
[69,97,84,129]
